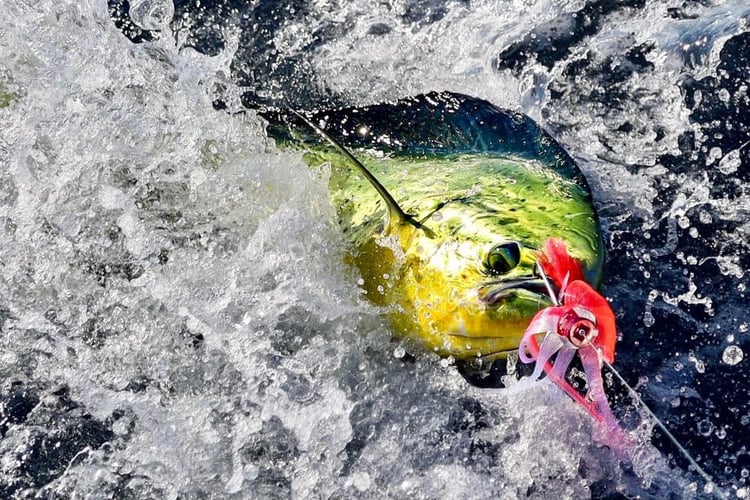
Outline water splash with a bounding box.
[2,0,749,497]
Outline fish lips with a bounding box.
[479,277,556,306]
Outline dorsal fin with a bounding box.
[288,108,428,234]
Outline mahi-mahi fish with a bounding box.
[263,92,729,488]
[265,91,605,367]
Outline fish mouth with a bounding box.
[479,277,557,306]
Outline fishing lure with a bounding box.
[521,240,724,496]
[518,238,618,429]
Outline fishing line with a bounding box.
[537,262,561,307]
[602,360,727,499]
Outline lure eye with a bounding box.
[485,242,521,275]
[557,307,599,348]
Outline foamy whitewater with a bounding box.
[1,1,749,498]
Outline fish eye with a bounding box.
[485,242,521,275]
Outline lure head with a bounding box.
[558,307,598,348]
[518,239,619,430]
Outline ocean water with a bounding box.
[1,0,749,498]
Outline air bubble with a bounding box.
[393,346,406,359]
[722,345,744,366]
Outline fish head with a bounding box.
[386,168,604,362]
[392,213,554,361]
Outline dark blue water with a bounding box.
[2,0,749,497]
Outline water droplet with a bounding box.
[674,361,684,372]
[697,419,714,436]
[439,356,455,368]
[739,323,748,333]
[129,0,174,31]
[715,427,727,439]
[393,346,405,359]
[698,210,712,224]
[706,147,722,165]
[718,148,741,174]
[722,345,743,366]
[643,312,655,328]
[688,353,705,373]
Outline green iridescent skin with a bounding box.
[266,92,604,361]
